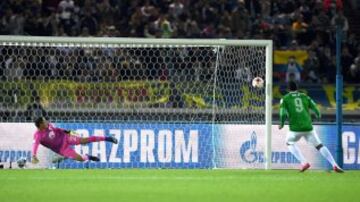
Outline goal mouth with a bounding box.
[0,36,273,170]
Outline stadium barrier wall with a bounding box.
[1,123,359,169]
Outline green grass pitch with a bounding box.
[0,169,359,202]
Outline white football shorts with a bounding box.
[286,130,322,147]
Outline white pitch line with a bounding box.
[1,175,304,181]
[1,176,238,181]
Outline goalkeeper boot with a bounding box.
[105,136,118,144]
[333,166,344,173]
[300,163,311,172]
[87,155,100,162]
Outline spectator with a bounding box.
[2,9,25,35]
[38,12,58,36]
[96,0,116,25]
[299,2,312,23]
[201,2,218,24]
[323,0,343,12]
[58,3,76,35]
[80,27,90,37]
[331,11,349,37]
[341,46,354,75]
[185,20,201,38]
[201,24,215,38]
[219,11,232,29]
[346,63,360,83]
[230,6,250,36]
[261,0,272,17]
[218,26,232,39]
[318,10,331,28]
[303,51,320,83]
[278,0,296,14]
[4,56,24,81]
[317,46,332,80]
[292,15,309,45]
[324,56,337,83]
[169,0,184,19]
[273,13,292,47]
[245,0,262,18]
[270,0,281,16]
[141,0,155,19]
[58,0,75,12]
[80,11,98,36]
[153,15,173,38]
[25,95,47,121]
[285,56,302,83]
[347,33,359,54]
[130,7,145,37]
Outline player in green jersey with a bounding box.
[279,81,343,173]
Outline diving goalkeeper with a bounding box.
[31,117,118,164]
[279,81,343,173]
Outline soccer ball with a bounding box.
[17,158,27,168]
[252,77,264,88]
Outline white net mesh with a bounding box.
[0,38,268,169]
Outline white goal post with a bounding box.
[0,36,273,169]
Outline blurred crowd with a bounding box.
[0,46,218,83]
[0,0,359,83]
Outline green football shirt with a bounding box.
[279,91,321,132]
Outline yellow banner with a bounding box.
[1,81,360,111]
[274,50,309,65]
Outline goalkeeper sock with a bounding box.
[81,155,89,161]
[82,154,100,162]
[105,136,118,144]
[87,155,100,162]
[319,146,337,167]
[287,144,307,165]
[87,136,106,142]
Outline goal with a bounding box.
[0,36,273,169]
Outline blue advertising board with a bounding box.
[55,123,213,169]
[50,123,360,170]
[314,125,360,170]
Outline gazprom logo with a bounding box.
[240,132,264,163]
[240,131,299,164]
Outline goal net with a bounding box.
[0,36,272,169]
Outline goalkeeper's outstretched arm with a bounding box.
[32,133,40,164]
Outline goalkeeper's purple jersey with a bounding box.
[32,123,66,155]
